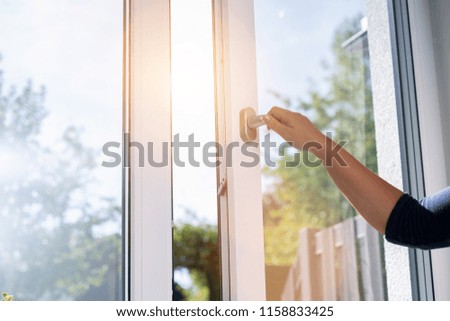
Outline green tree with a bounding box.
[0,60,122,300]
[263,16,377,266]
[173,210,220,301]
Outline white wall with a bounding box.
[366,0,412,301]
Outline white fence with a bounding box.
[281,216,386,301]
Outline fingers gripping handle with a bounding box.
[248,114,266,129]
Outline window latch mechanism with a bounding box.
[217,177,227,196]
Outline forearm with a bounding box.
[264,107,404,233]
[312,134,403,234]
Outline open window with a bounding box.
[213,0,387,300]
[2,0,449,302]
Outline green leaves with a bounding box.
[173,221,220,300]
[1,292,14,301]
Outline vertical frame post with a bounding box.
[212,0,266,300]
[129,0,173,300]
[388,0,434,301]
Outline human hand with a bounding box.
[263,106,324,151]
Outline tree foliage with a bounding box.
[0,62,121,300]
[173,211,220,301]
[0,58,220,301]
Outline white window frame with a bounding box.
[408,0,450,301]
[212,0,266,300]
[127,0,173,300]
[125,0,267,301]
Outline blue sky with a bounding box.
[254,0,366,115]
[0,0,123,205]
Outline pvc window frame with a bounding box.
[124,0,267,301]
[212,0,267,300]
[124,0,173,300]
[387,0,434,301]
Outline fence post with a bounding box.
[297,228,321,300]
[354,215,386,300]
[315,227,337,300]
[333,219,360,300]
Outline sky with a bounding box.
[254,0,366,115]
[0,0,123,205]
[0,0,365,229]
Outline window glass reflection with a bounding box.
[254,0,387,300]
[0,0,123,300]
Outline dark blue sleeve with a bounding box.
[385,186,450,250]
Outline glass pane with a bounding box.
[170,0,221,301]
[254,0,387,300]
[0,1,123,300]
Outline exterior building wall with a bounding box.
[366,0,412,300]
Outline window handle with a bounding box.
[240,107,266,142]
[248,114,266,129]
